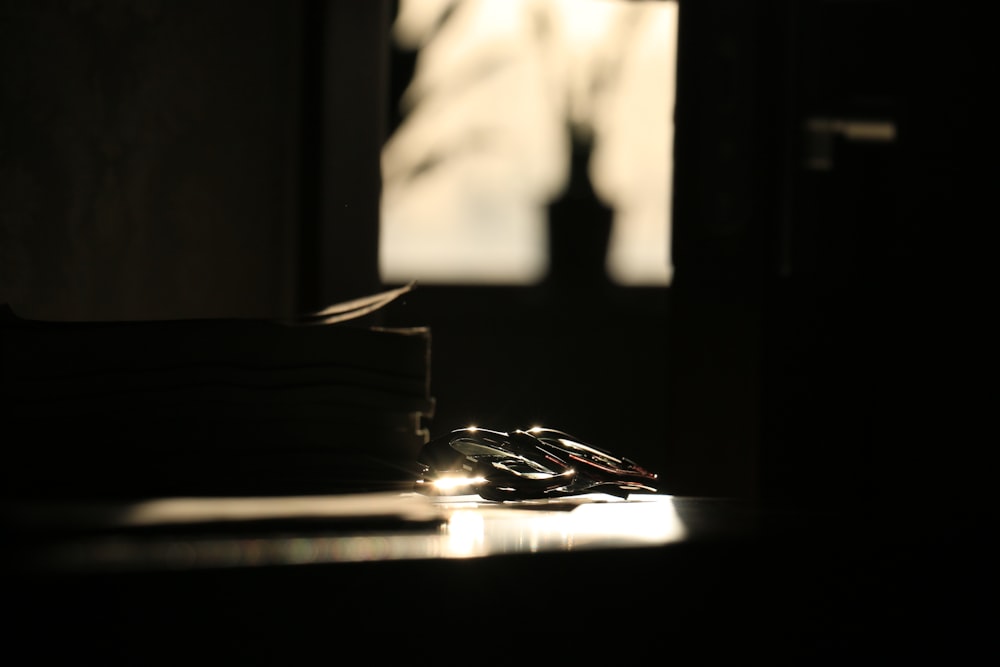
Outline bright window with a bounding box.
[379,0,678,286]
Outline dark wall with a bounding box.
[1,0,986,502]
[666,0,987,506]
[1,2,301,320]
[0,0,388,321]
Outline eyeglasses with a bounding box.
[414,426,658,501]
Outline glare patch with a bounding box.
[438,494,685,557]
[445,509,487,557]
[432,476,487,492]
[567,495,685,544]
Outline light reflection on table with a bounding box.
[21,492,687,572]
[439,493,685,557]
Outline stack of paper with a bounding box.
[1,286,434,499]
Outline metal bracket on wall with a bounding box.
[802,117,897,171]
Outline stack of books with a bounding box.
[0,286,434,499]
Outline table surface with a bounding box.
[2,490,992,662]
[4,491,759,573]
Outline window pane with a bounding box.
[379,0,678,286]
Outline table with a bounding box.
[2,491,990,662]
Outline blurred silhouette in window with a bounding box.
[380,0,677,286]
